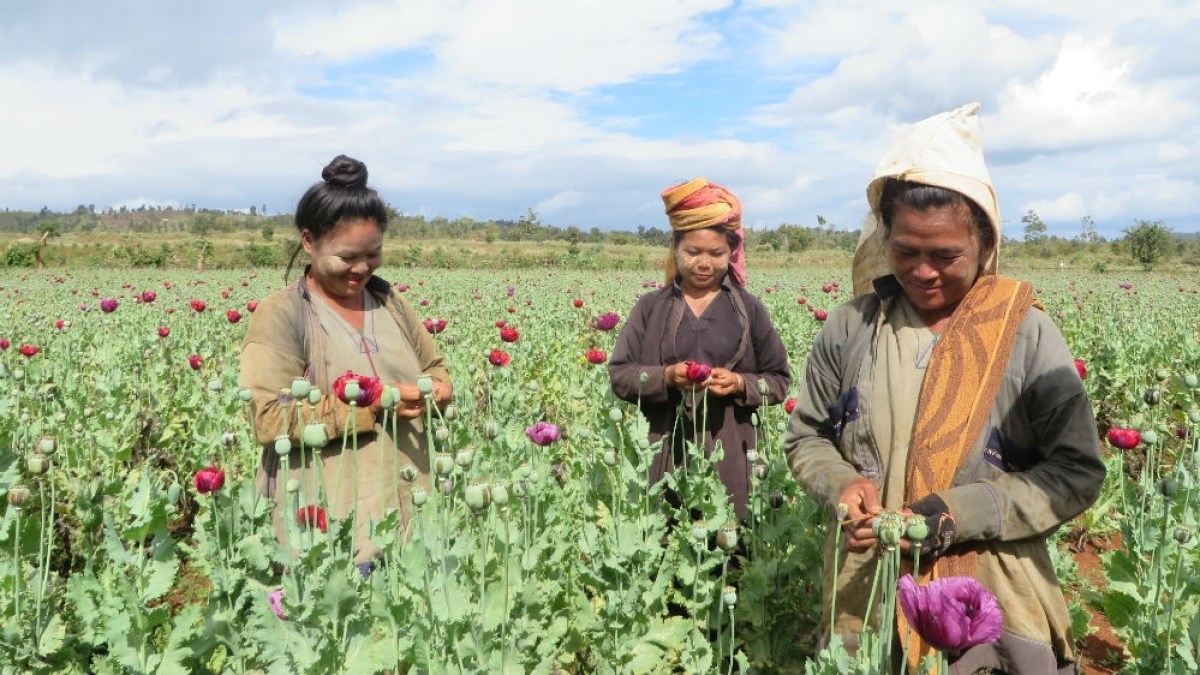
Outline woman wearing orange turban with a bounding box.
[609,178,791,521]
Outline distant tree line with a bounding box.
[1,204,1197,270]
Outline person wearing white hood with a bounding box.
[784,103,1105,673]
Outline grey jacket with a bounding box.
[784,280,1105,671]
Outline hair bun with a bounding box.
[321,154,368,189]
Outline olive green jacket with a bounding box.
[784,280,1105,672]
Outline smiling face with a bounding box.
[302,218,384,302]
[675,228,731,294]
[887,202,987,329]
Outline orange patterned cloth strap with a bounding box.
[898,274,1035,672]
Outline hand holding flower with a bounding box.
[704,367,745,397]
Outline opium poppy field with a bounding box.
[1,266,1198,674]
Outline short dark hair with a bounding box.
[285,155,390,281]
[878,179,995,257]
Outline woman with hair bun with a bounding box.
[240,155,452,575]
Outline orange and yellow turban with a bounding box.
[661,177,746,286]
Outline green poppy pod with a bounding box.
[308,389,322,405]
[433,453,455,477]
[482,421,500,439]
[768,491,786,509]
[691,520,708,542]
[35,435,57,455]
[221,431,238,446]
[1144,388,1162,406]
[716,523,739,553]
[167,482,182,506]
[380,386,398,408]
[608,408,623,423]
[490,482,510,506]
[290,378,312,399]
[300,423,328,448]
[1141,429,1159,445]
[752,462,769,480]
[443,405,458,421]
[343,380,361,402]
[455,447,474,469]
[746,449,759,463]
[285,478,301,494]
[26,453,50,475]
[411,486,428,507]
[722,586,738,608]
[601,449,618,467]
[274,435,292,455]
[435,427,450,443]
[464,480,491,512]
[1175,526,1193,545]
[417,375,433,395]
[7,484,31,508]
[905,516,930,542]
[399,465,418,482]
[1185,373,1199,388]
[238,388,254,402]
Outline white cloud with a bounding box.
[0,1,1197,237]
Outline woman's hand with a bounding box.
[838,477,882,552]
[705,368,744,397]
[390,383,428,419]
[384,380,453,419]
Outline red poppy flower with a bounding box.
[814,309,829,322]
[246,300,258,312]
[194,466,225,494]
[296,505,328,532]
[158,326,170,338]
[573,298,584,308]
[495,319,507,328]
[226,309,242,323]
[424,318,447,334]
[586,348,607,365]
[1073,358,1087,380]
[220,289,230,299]
[19,344,39,357]
[141,290,157,303]
[500,326,520,343]
[784,397,797,415]
[100,298,119,313]
[189,299,207,312]
[685,360,712,383]
[332,370,383,406]
[0,338,8,350]
[55,319,65,330]
[1106,427,1140,450]
[188,354,203,370]
[489,349,511,367]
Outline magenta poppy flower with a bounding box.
[1074,358,1087,380]
[188,354,203,370]
[0,338,8,350]
[1106,427,1140,450]
[586,348,607,365]
[268,588,287,620]
[525,421,560,446]
[898,574,1003,652]
[684,360,712,383]
[332,371,383,406]
[246,300,258,312]
[141,290,157,303]
[814,309,829,322]
[100,298,119,313]
[194,466,225,494]
[591,312,620,331]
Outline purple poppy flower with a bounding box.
[268,588,286,620]
[591,312,620,331]
[525,421,560,446]
[897,574,1003,652]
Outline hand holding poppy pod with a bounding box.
[837,477,884,552]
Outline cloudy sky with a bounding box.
[2,1,1196,239]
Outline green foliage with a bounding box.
[1124,219,1174,269]
[3,242,38,267]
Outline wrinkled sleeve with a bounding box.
[937,314,1106,542]
[784,309,870,511]
[239,297,373,446]
[608,294,670,405]
[738,293,792,408]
